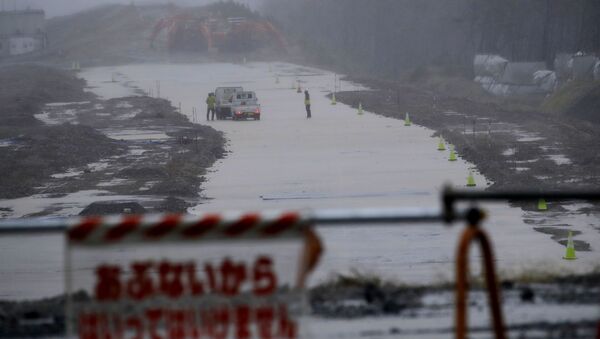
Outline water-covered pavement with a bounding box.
[80,62,599,287]
[0,62,598,304]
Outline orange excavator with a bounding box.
[149,13,287,53]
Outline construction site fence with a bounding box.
[1,188,600,339]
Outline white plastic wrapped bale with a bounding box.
[533,70,557,93]
[554,53,573,81]
[473,75,495,87]
[473,54,508,79]
[500,62,546,85]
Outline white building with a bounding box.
[0,9,46,57]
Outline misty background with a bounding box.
[1,0,262,17]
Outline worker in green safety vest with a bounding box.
[206,93,216,121]
[304,90,311,119]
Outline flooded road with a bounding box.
[0,62,598,299]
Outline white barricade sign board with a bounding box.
[66,213,321,339]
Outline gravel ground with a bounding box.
[0,64,225,215]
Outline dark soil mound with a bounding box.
[0,64,91,126]
[79,201,146,216]
[0,124,122,199]
[156,196,192,213]
[0,64,123,199]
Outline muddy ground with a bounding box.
[334,75,600,254]
[0,64,225,215]
[336,77,600,193]
[0,271,597,337]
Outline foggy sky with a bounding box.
[1,0,262,18]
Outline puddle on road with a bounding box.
[106,130,170,141]
[35,108,79,125]
[547,154,572,165]
[502,148,516,156]
[50,169,84,179]
[518,136,545,142]
[97,178,131,187]
[45,101,91,107]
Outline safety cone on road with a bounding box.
[437,137,446,151]
[466,172,476,187]
[563,231,577,260]
[404,112,412,126]
[537,199,548,211]
[358,102,363,115]
[331,93,337,105]
[448,146,457,161]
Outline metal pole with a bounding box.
[1,190,599,235]
[0,207,454,235]
[446,189,600,202]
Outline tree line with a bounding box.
[261,0,600,78]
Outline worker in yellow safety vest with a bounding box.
[206,93,216,121]
[304,90,311,119]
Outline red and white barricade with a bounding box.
[65,211,323,339]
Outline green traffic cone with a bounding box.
[563,231,577,260]
[437,137,446,151]
[449,146,457,161]
[466,172,476,187]
[331,93,337,105]
[358,102,363,115]
[537,199,547,211]
[404,112,412,126]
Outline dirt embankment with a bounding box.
[0,64,225,214]
[0,64,119,199]
[336,74,600,195]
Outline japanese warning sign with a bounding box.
[65,212,322,338]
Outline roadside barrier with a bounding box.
[1,188,599,338]
[466,171,477,187]
[564,231,577,260]
[437,137,446,151]
[404,112,411,126]
[537,198,548,210]
[449,145,458,161]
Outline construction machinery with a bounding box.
[149,13,287,53]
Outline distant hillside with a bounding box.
[44,4,159,66]
[41,2,277,66]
